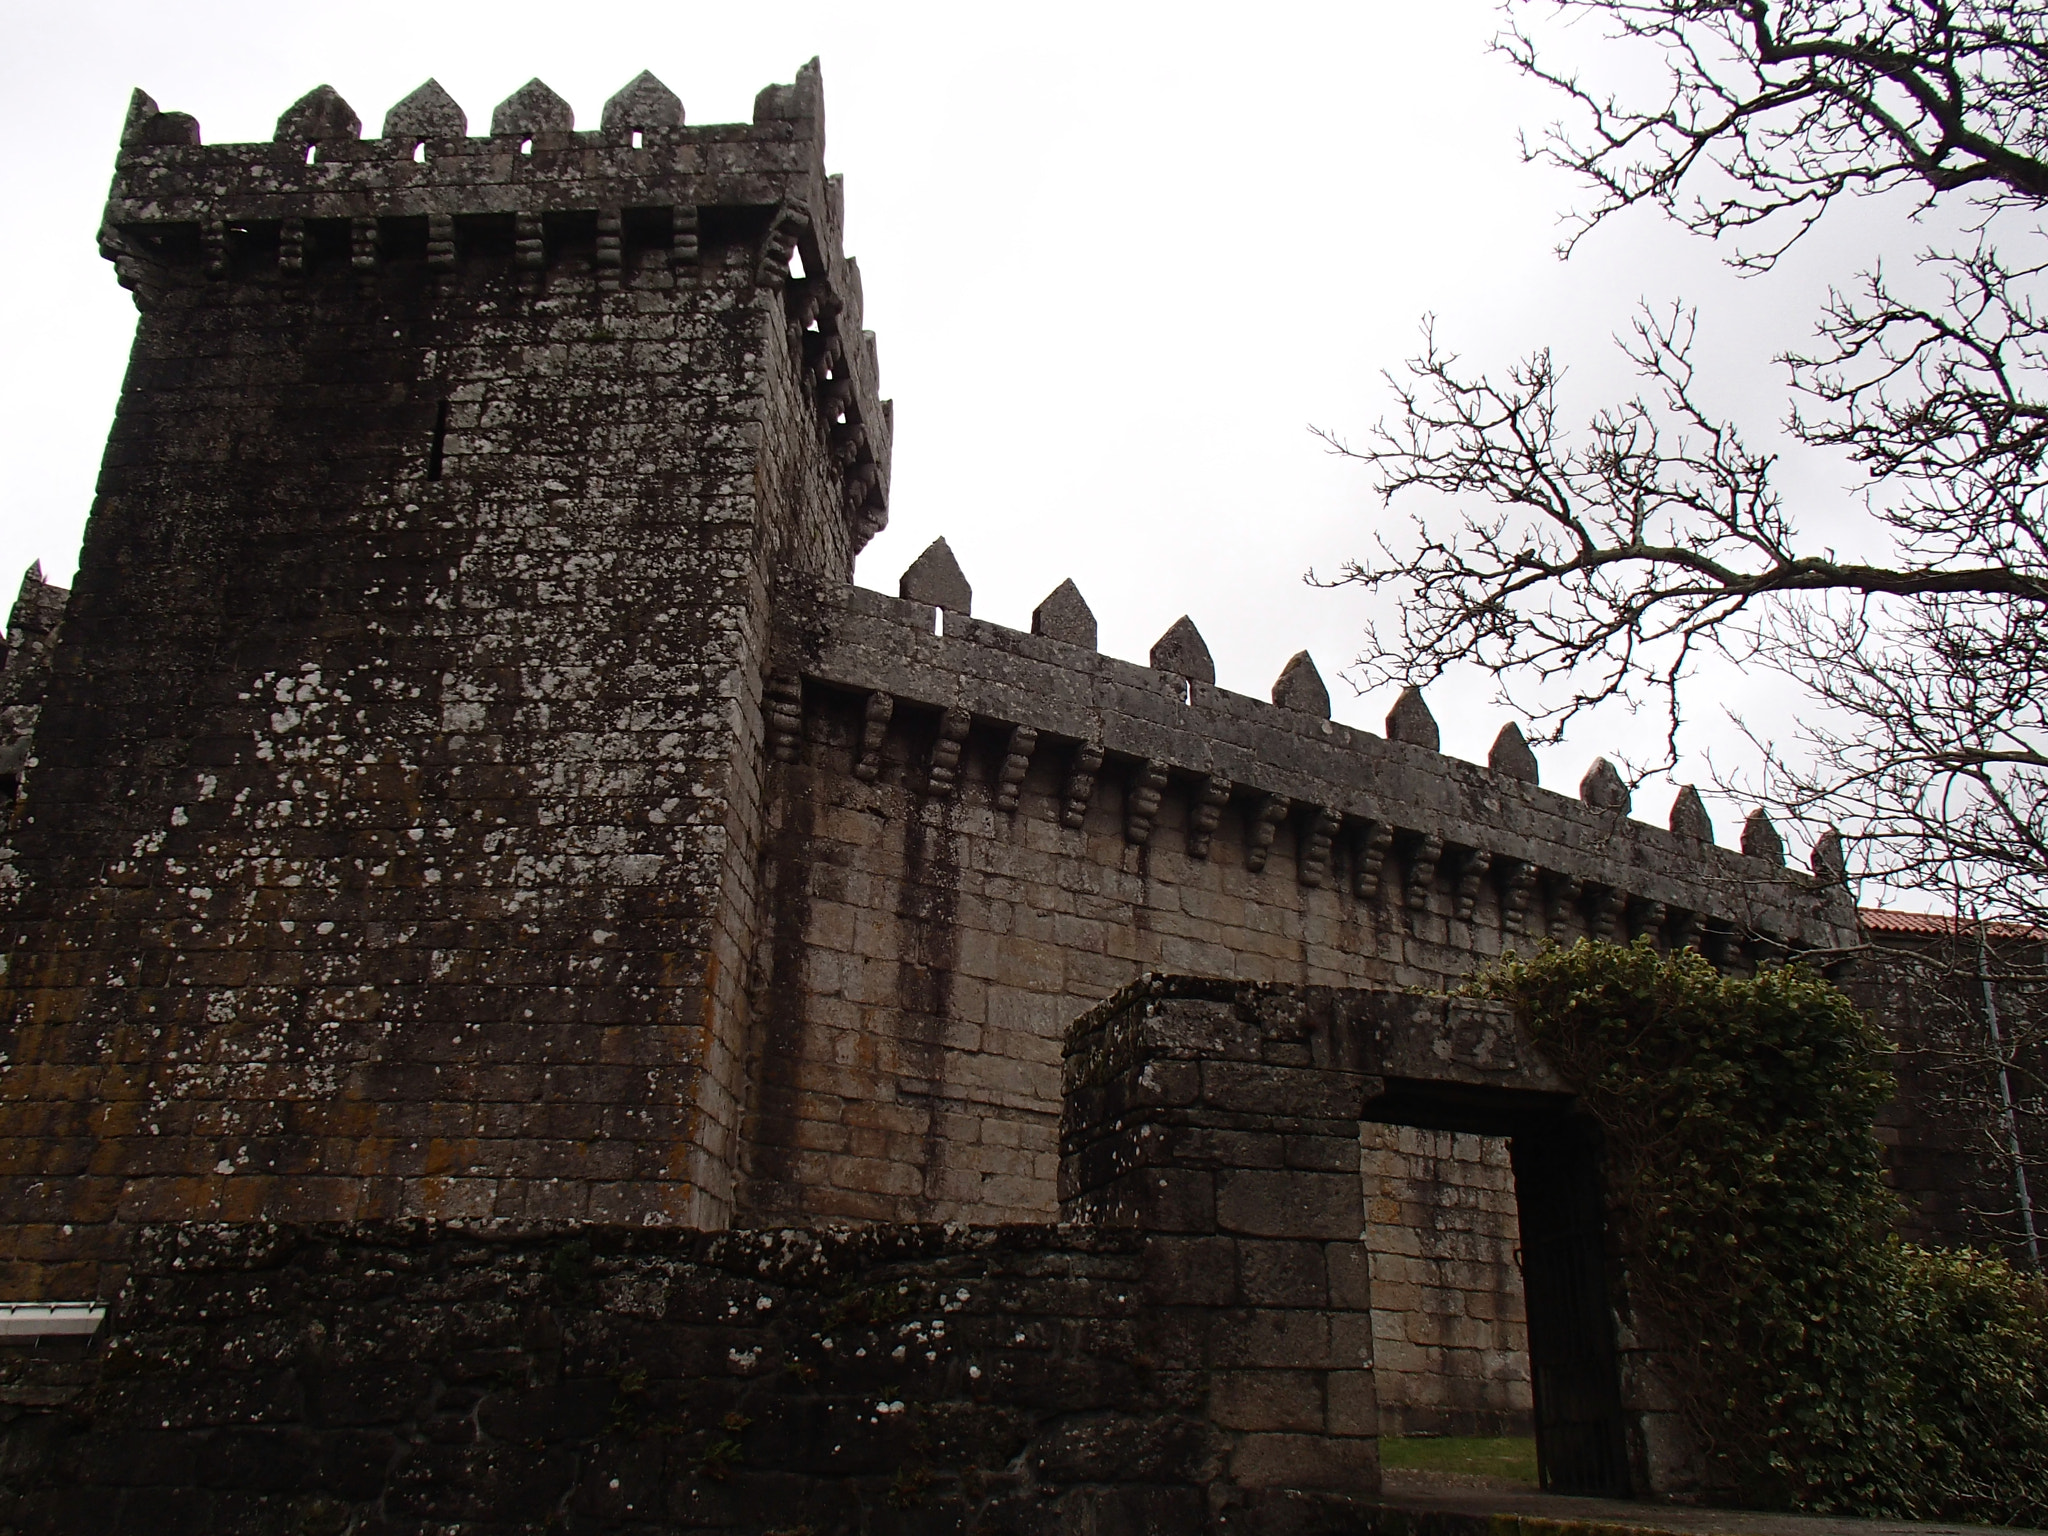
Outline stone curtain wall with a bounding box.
[0,67,888,1297]
[1360,1124,1531,1438]
[741,581,1856,1228]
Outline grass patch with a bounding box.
[1378,1435,1538,1483]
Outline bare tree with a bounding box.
[1328,0,2048,935]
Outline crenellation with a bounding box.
[1580,756,1630,812]
[1742,806,1786,864]
[382,77,466,141]
[1670,782,1715,841]
[1488,721,1540,785]
[1384,686,1438,750]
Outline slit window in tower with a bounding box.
[426,399,449,482]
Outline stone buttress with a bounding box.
[0,66,889,1295]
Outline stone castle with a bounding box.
[0,63,1885,1527]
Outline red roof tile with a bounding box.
[1859,907,2043,940]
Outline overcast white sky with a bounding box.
[0,0,1918,865]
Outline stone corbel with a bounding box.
[1544,873,1581,941]
[1405,833,1445,911]
[1187,775,1231,859]
[1244,794,1290,873]
[426,213,455,275]
[280,218,308,278]
[672,205,701,277]
[994,726,1037,813]
[1062,744,1103,829]
[1629,898,1669,946]
[1670,908,1703,953]
[1299,807,1340,888]
[596,208,623,291]
[351,217,378,294]
[764,673,804,763]
[514,212,545,290]
[1500,859,1539,934]
[757,199,812,287]
[1454,848,1493,921]
[1588,885,1627,941]
[927,707,972,796]
[1125,760,1169,845]
[1352,821,1394,901]
[853,691,894,782]
[202,217,228,282]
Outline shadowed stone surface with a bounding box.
[1488,723,1539,785]
[1151,616,1215,685]
[1032,578,1096,649]
[899,536,971,614]
[1271,651,1331,717]
[1385,687,1439,751]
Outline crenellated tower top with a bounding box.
[99,61,891,548]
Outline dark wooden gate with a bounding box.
[1510,1130,1630,1495]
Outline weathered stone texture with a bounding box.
[0,81,1865,1503]
[1361,1124,1531,1438]
[0,65,889,1296]
[0,1222,1350,1534]
[741,581,1855,1228]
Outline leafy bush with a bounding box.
[1479,939,2048,1521]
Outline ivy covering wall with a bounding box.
[1480,941,2048,1522]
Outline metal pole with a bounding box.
[1977,920,2041,1271]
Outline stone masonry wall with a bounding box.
[0,1222,1249,1535]
[0,67,889,1299]
[741,580,1857,1229]
[1360,1124,1530,1438]
[0,980,1566,1531]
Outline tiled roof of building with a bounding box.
[1859,907,2044,941]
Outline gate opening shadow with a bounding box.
[1367,1079,1630,1497]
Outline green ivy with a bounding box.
[1478,940,2048,1522]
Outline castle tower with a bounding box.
[0,65,888,1294]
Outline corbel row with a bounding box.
[177,205,710,296]
[767,674,1771,955]
[784,266,887,549]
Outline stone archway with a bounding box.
[1059,976,1655,1501]
[1365,1078,1627,1494]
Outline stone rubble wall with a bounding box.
[0,1222,1356,1535]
